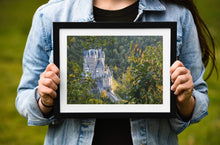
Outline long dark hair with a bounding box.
[163,0,217,80]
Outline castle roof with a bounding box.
[98,49,105,58]
[90,49,96,56]
[96,60,104,68]
[83,49,104,58]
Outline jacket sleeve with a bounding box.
[16,7,55,126]
[169,8,209,134]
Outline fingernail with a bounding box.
[174,91,177,95]
[171,86,174,91]
[171,85,175,91]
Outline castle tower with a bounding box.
[88,49,98,78]
[96,60,105,78]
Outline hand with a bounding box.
[170,61,195,120]
[38,63,60,114]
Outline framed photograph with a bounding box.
[53,22,176,118]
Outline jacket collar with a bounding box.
[139,0,166,11]
[68,0,166,22]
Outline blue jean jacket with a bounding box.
[16,0,209,144]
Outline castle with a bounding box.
[83,49,113,91]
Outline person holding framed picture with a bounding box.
[16,0,217,145]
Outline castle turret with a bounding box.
[83,49,112,90]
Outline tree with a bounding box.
[116,40,163,104]
[127,41,163,104]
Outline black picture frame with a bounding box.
[53,22,176,118]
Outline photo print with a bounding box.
[67,36,163,105]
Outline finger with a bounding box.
[171,67,189,83]
[171,74,188,91]
[40,78,58,91]
[170,60,184,75]
[44,71,60,85]
[40,71,46,79]
[38,84,57,99]
[176,88,193,103]
[176,92,186,104]
[46,63,59,75]
[174,81,193,95]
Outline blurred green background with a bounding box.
[0,0,219,144]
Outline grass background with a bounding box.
[0,0,219,144]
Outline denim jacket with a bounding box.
[16,0,209,145]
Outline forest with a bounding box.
[67,35,163,104]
